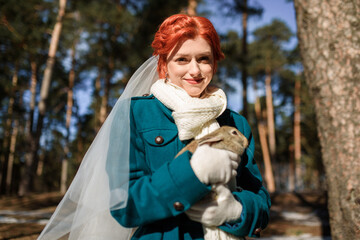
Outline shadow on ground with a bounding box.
[259,191,330,239]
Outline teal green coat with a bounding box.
[111,95,270,239]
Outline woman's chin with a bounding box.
[183,85,206,98]
[186,89,203,98]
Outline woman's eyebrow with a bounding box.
[174,53,189,57]
[175,51,212,56]
[199,51,212,55]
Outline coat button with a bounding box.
[155,136,164,144]
[173,202,184,211]
[254,228,262,235]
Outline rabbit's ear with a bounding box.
[198,135,223,146]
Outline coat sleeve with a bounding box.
[218,111,271,238]
[110,100,211,228]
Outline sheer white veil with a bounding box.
[38,56,159,240]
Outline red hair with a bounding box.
[151,14,225,78]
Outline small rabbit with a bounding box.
[177,126,249,240]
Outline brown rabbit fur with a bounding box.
[176,126,249,158]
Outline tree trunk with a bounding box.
[265,69,276,161]
[99,56,114,125]
[94,64,102,132]
[27,61,37,135]
[186,0,197,16]
[19,0,67,196]
[99,77,109,125]
[38,0,66,116]
[293,76,302,189]
[61,42,76,194]
[0,64,18,194]
[288,144,295,191]
[253,79,276,193]
[19,60,37,195]
[6,118,19,194]
[76,118,85,164]
[294,0,360,239]
[241,0,248,118]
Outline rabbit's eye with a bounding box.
[231,130,238,135]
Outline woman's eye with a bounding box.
[198,56,211,63]
[176,57,188,62]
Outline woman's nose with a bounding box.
[188,59,201,76]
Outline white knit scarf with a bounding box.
[150,79,227,141]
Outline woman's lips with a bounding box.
[184,78,203,84]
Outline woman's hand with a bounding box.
[190,144,239,185]
[185,184,243,226]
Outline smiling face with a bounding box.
[166,37,214,98]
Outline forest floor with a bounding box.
[0,191,331,240]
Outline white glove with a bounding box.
[185,184,243,226]
[190,144,240,185]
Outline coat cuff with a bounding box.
[153,150,211,215]
[218,188,270,237]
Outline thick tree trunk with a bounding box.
[294,0,360,239]
[19,0,67,196]
[241,0,248,118]
[253,79,275,193]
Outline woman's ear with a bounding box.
[161,64,167,79]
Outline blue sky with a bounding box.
[249,0,296,34]
[203,0,297,40]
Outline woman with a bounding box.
[38,14,270,240]
[110,14,270,239]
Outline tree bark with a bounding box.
[19,0,67,196]
[294,0,360,239]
